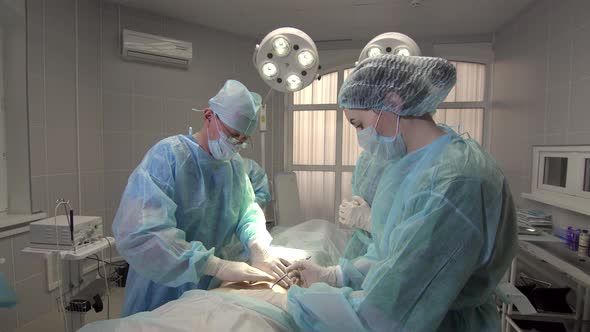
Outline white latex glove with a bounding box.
[286,260,342,288]
[205,256,274,283]
[249,242,292,288]
[231,289,288,310]
[338,196,372,232]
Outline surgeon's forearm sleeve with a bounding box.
[113,168,214,287]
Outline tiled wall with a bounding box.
[1,0,270,330]
[0,232,54,331]
[0,26,5,213]
[491,0,590,230]
[28,0,268,229]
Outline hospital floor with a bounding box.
[14,286,125,332]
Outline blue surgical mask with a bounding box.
[356,112,406,160]
[208,117,242,160]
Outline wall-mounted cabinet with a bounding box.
[523,145,590,216]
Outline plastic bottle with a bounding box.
[574,229,582,251]
[579,230,589,261]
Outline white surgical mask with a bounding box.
[356,111,406,160]
[208,117,242,160]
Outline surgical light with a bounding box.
[367,46,383,58]
[253,27,320,92]
[273,37,291,57]
[395,47,411,56]
[297,50,315,69]
[261,62,278,79]
[358,32,421,64]
[286,74,303,91]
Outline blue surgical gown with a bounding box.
[243,158,271,208]
[113,135,271,317]
[288,128,517,332]
[351,151,389,206]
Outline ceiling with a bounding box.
[111,0,535,45]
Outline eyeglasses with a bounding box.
[215,116,250,147]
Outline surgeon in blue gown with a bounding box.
[273,55,517,331]
[113,80,290,317]
[243,158,271,209]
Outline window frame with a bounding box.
[531,146,590,200]
[436,56,492,150]
[284,65,355,220]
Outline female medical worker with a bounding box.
[282,55,518,331]
[113,80,290,317]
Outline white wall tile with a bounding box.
[103,92,132,132]
[29,126,46,177]
[569,78,590,132]
[546,37,572,84]
[104,171,130,211]
[27,74,45,128]
[134,65,168,96]
[31,176,48,214]
[0,305,17,332]
[0,237,14,286]
[489,106,529,175]
[77,0,100,51]
[164,98,191,135]
[103,132,132,171]
[26,0,44,79]
[14,274,53,327]
[99,4,123,63]
[567,132,590,145]
[133,95,163,132]
[102,61,135,94]
[195,33,235,77]
[572,26,590,81]
[505,174,530,207]
[163,19,195,42]
[11,233,44,283]
[78,87,102,130]
[132,133,161,166]
[187,109,205,134]
[574,0,590,29]
[545,84,570,135]
[80,172,105,214]
[44,77,76,129]
[545,133,567,145]
[549,0,574,38]
[128,7,164,36]
[44,0,76,80]
[46,173,79,215]
[45,126,77,175]
[79,130,103,172]
[78,49,101,86]
[0,238,17,332]
[105,208,116,236]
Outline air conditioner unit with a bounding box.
[122,29,192,68]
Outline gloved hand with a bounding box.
[286,260,342,288]
[231,289,288,310]
[338,196,372,232]
[249,242,292,288]
[205,256,274,283]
